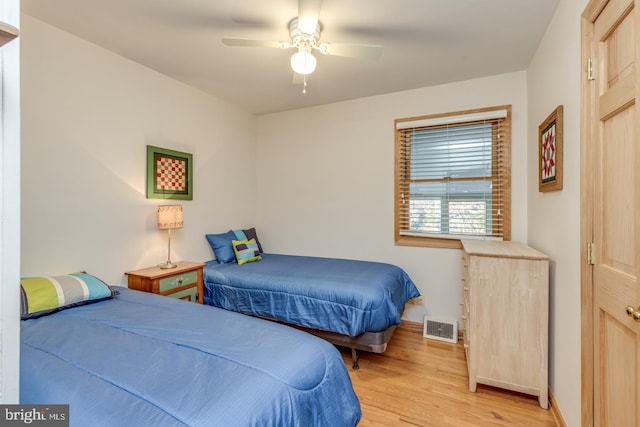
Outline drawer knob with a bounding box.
[177,278,184,284]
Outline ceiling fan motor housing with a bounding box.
[289,17,321,52]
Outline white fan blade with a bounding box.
[222,37,290,49]
[298,0,322,34]
[318,42,383,60]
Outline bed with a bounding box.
[20,283,362,427]
[202,235,420,369]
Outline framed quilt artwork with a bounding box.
[146,145,193,200]
[538,105,563,192]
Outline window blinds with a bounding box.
[395,107,511,240]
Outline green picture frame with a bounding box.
[146,145,193,200]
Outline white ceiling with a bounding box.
[22,0,560,115]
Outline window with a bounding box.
[394,106,511,249]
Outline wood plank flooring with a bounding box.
[339,322,557,427]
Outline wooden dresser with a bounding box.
[461,239,549,409]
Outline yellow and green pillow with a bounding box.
[20,272,117,320]
[232,238,262,265]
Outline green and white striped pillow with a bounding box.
[20,272,117,320]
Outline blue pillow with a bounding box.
[205,231,237,264]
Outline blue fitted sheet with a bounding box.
[20,287,361,427]
[204,254,420,337]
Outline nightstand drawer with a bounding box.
[159,270,198,292]
[166,286,198,302]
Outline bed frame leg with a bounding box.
[351,348,360,370]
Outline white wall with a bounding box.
[0,0,21,404]
[526,0,587,425]
[20,15,257,284]
[256,71,529,324]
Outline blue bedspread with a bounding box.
[20,287,361,427]
[204,254,420,337]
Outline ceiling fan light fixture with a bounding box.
[297,17,318,35]
[290,50,317,75]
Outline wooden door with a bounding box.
[582,0,640,426]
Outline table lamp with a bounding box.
[157,205,183,269]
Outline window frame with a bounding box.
[394,105,512,249]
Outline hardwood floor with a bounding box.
[339,322,557,427]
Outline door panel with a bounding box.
[585,0,640,426]
[600,106,634,274]
[599,312,637,426]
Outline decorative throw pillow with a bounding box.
[20,272,118,320]
[237,227,263,253]
[232,238,262,265]
[205,231,237,264]
[232,229,248,241]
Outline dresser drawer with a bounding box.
[462,270,470,343]
[462,312,470,342]
[159,270,198,292]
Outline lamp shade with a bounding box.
[157,205,183,230]
[290,50,317,75]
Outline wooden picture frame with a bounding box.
[538,105,563,192]
[146,145,193,200]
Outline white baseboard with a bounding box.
[401,304,427,323]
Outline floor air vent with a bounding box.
[423,316,458,344]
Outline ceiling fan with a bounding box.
[221,0,383,92]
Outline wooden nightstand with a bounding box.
[125,261,206,304]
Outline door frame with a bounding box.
[580,0,605,426]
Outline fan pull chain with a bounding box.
[303,75,308,94]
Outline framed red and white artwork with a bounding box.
[538,105,563,193]
[146,145,193,200]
